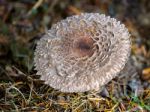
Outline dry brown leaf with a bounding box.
[142,67,150,83]
[68,6,81,15]
[0,35,9,44]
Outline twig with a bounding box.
[27,0,44,16]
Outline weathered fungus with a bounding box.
[34,13,131,92]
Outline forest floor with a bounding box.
[0,0,150,111]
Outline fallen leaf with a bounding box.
[142,67,150,83]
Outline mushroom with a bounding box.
[34,13,131,92]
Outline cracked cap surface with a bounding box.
[34,13,131,92]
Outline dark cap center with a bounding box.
[74,37,94,57]
[78,41,91,51]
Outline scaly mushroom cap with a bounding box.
[34,13,131,92]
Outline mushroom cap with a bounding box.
[34,13,131,92]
